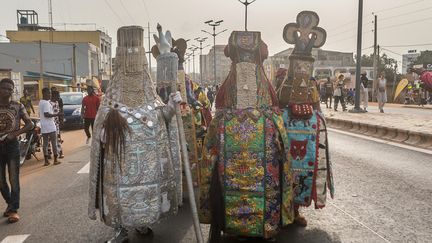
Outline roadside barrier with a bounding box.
[325,117,431,150]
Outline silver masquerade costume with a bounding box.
[88,26,180,229]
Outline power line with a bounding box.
[381,47,403,56]
[139,0,151,22]
[119,0,136,23]
[104,0,125,25]
[379,5,432,22]
[374,0,426,14]
[381,43,432,48]
[380,16,432,31]
[329,22,373,38]
[328,29,373,45]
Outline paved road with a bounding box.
[1,129,431,242]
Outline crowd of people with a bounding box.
[318,71,389,113]
[0,79,101,223]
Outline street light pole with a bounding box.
[195,37,208,84]
[202,20,227,86]
[189,46,199,82]
[238,0,256,31]
[350,0,366,113]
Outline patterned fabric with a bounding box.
[282,110,334,208]
[199,109,294,238]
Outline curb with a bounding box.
[325,117,432,150]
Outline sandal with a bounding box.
[294,214,308,227]
[8,212,20,223]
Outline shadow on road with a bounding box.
[218,225,342,243]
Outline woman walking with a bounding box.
[376,73,387,113]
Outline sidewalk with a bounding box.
[322,105,432,150]
[367,102,432,110]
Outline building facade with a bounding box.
[402,51,421,74]
[201,45,231,86]
[0,42,99,99]
[6,10,112,80]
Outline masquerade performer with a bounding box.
[88,26,182,242]
[199,31,294,241]
[276,11,335,227]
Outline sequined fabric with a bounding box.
[88,26,180,229]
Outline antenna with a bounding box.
[48,0,53,42]
[238,0,256,31]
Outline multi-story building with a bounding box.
[201,45,231,86]
[5,10,112,80]
[0,42,100,99]
[0,10,113,98]
[264,47,374,88]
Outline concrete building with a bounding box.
[5,10,112,80]
[263,47,374,89]
[201,45,231,86]
[0,42,99,99]
[402,51,421,74]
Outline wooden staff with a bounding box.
[156,52,204,243]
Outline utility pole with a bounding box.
[148,22,151,70]
[189,46,199,82]
[372,14,377,102]
[48,0,54,42]
[39,40,44,98]
[202,20,227,86]
[238,0,256,31]
[195,37,208,84]
[72,44,77,91]
[350,0,365,113]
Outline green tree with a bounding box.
[413,50,432,66]
[359,53,399,83]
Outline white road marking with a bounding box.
[329,202,391,243]
[328,128,432,155]
[1,234,30,243]
[77,162,90,174]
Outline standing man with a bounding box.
[39,88,61,166]
[206,87,214,109]
[19,90,35,116]
[51,87,64,127]
[360,72,369,112]
[0,78,33,223]
[81,86,100,144]
[324,77,334,109]
[333,74,347,111]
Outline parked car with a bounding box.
[60,92,86,129]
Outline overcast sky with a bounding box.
[1,0,432,68]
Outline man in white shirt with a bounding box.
[39,88,61,166]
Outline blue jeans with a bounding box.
[0,140,20,212]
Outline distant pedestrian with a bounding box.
[50,91,64,158]
[81,86,100,144]
[0,78,33,223]
[19,90,35,116]
[39,88,61,166]
[207,88,215,109]
[333,74,347,111]
[324,77,333,108]
[376,73,387,113]
[51,87,64,127]
[360,72,369,111]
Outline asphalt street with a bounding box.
[1,128,431,243]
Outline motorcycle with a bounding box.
[18,118,41,166]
